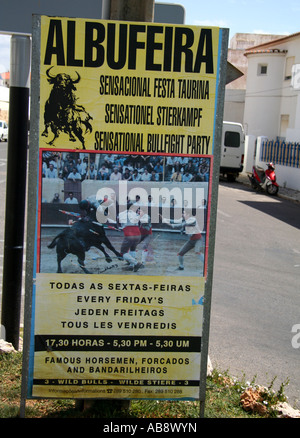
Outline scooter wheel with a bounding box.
[266,184,279,196]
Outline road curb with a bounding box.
[237,175,300,204]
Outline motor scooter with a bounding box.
[248,163,279,196]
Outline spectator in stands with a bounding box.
[51,193,61,203]
[131,169,142,182]
[184,160,196,175]
[42,162,47,177]
[141,169,152,181]
[123,168,132,180]
[98,164,110,180]
[172,160,182,173]
[154,160,163,180]
[65,155,76,173]
[135,161,145,175]
[123,161,134,173]
[170,169,182,182]
[81,157,88,177]
[170,198,177,208]
[46,163,58,178]
[147,194,156,206]
[182,171,193,182]
[76,158,85,175]
[159,196,169,207]
[103,154,116,169]
[65,192,78,204]
[67,167,82,181]
[194,159,209,181]
[59,165,69,181]
[184,198,192,208]
[150,170,159,181]
[154,160,163,173]
[166,156,175,176]
[110,167,122,181]
[47,152,60,167]
[86,165,97,180]
[133,195,142,206]
[145,156,156,173]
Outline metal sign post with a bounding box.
[199,33,228,416]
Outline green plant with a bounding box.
[259,376,290,413]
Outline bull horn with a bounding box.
[46,66,55,79]
[72,71,81,84]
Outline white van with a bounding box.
[220,121,245,181]
[0,120,8,142]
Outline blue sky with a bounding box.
[1,0,300,73]
[168,0,300,37]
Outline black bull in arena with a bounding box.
[48,220,122,273]
[41,67,93,149]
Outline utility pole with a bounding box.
[1,35,31,350]
[109,0,154,21]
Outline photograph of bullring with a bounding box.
[40,151,210,277]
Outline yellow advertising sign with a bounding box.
[26,15,224,400]
[32,273,203,399]
[39,16,220,155]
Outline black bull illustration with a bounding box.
[47,220,122,273]
[42,67,93,149]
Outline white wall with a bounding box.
[243,135,257,173]
[243,52,286,138]
[253,137,300,191]
[223,89,245,124]
[280,38,300,141]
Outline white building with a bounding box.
[241,33,300,191]
[243,32,300,142]
[224,33,285,125]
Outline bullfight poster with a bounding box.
[23,15,227,401]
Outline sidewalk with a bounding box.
[238,173,300,203]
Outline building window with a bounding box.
[280,115,289,139]
[285,56,295,80]
[258,64,268,75]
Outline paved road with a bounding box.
[209,179,300,408]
